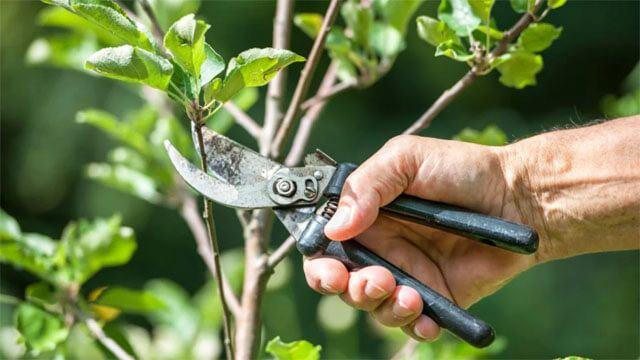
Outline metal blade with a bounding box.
[165,140,278,209]
[193,125,281,186]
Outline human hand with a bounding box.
[303,135,540,342]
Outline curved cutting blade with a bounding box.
[165,140,279,209]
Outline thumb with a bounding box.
[324,136,419,240]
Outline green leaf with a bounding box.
[453,125,508,145]
[326,28,353,55]
[62,215,137,284]
[265,337,321,360]
[91,287,164,314]
[0,232,59,284]
[341,0,374,48]
[206,48,304,103]
[15,304,68,354]
[469,0,495,22]
[42,0,71,8]
[85,45,173,90]
[495,51,543,89]
[435,40,473,61]
[475,24,504,40]
[26,34,100,71]
[0,209,21,241]
[518,23,562,52]
[509,0,535,13]
[86,163,162,203]
[416,16,460,47]
[25,282,57,308]
[145,279,199,341]
[375,0,424,33]
[370,22,405,58]
[200,44,225,86]
[69,0,153,51]
[548,0,567,9]
[602,89,640,118]
[208,88,259,134]
[163,14,210,78]
[438,0,482,37]
[150,115,194,161]
[76,109,153,156]
[168,61,196,101]
[36,6,121,45]
[294,13,324,38]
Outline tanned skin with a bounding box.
[303,116,640,341]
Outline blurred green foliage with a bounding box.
[1,0,639,359]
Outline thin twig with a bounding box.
[403,0,545,135]
[285,60,339,167]
[223,102,262,139]
[179,194,242,317]
[85,317,134,360]
[300,81,352,111]
[262,0,294,155]
[270,0,342,158]
[136,0,165,44]
[267,236,297,269]
[194,118,235,360]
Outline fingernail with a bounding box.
[414,323,429,340]
[364,281,388,300]
[320,280,338,294]
[325,206,351,234]
[392,299,414,318]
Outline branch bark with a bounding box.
[300,80,351,111]
[179,194,242,317]
[223,102,262,139]
[85,317,134,360]
[193,119,235,360]
[270,0,342,158]
[403,0,545,135]
[262,0,294,155]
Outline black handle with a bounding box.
[381,195,538,254]
[321,239,495,348]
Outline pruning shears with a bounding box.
[164,126,538,348]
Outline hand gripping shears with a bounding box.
[164,126,538,348]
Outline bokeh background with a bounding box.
[1,0,639,358]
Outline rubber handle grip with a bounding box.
[322,239,495,348]
[382,195,538,254]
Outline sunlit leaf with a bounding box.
[435,40,474,61]
[25,282,57,308]
[438,0,481,37]
[548,0,567,9]
[518,23,562,52]
[37,6,121,45]
[145,279,199,341]
[265,336,321,360]
[416,16,460,47]
[509,0,535,13]
[85,45,173,90]
[77,109,153,156]
[26,34,100,71]
[69,0,153,51]
[370,22,405,58]
[0,209,21,241]
[495,50,543,88]
[200,44,225,86]
[164,14,210,78]
[294,13,323,38]
[15,304,68,354]
[0,231,59,284]
[205,48,304,103]
[469,0,495,22]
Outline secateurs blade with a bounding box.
[164,126,539,348]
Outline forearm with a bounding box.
[500,116,640,262]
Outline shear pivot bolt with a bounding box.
[313,170,324,180]
[274,178,296,197]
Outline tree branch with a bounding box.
[285,60,339,167]
[84,317,134,360]
[262,0,294,155]
[270,0,342,158]
[179,194,242,317]
[267,236,296,269]
[300,80,351,111]
[403,0,545,135]
[193,117,235,360]
[136,0,165,47]
[223,102,262,139]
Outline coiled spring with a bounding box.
[321,196,339,220]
